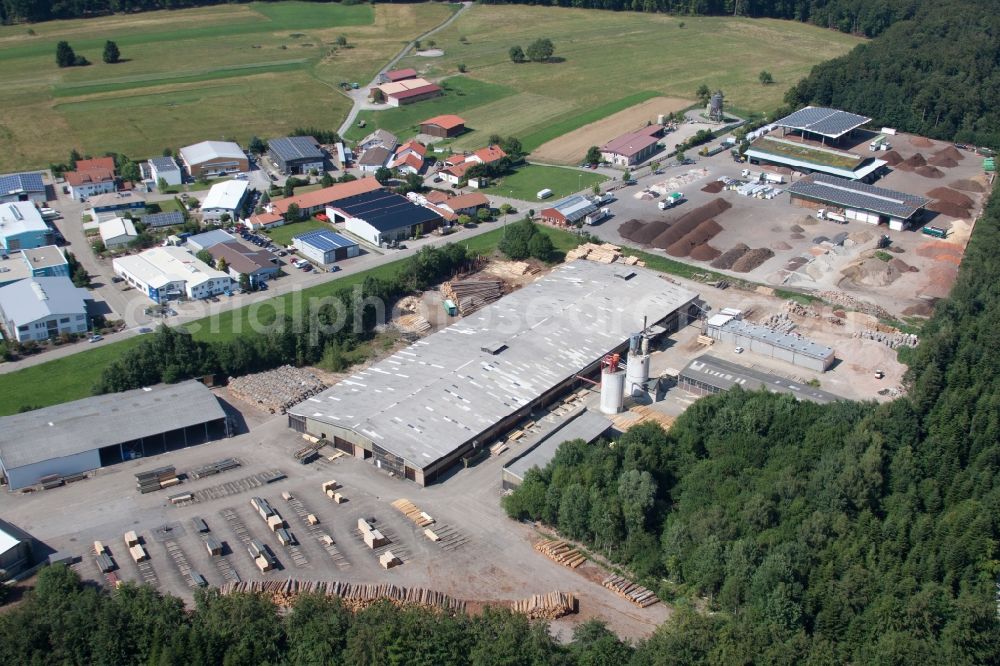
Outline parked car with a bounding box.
[734,346,744,354]
[88,334,103,343]
[137,327,152,334]
[624,179,637,186]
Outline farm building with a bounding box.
[292,229,360,266]
[178,141,248,179]
[208,241,278,285]
[0,277,90,343]
[540,195,604,227]
[501,409,613,490]
[248,177,383,229]
[0,202,52,250]
[288,260,699,485]
[98,217,138,249]
[388,141,427,175]
[0,172,45,204]
[600,125,662,166]
[678,355,840,404]
[439,192,489,216]
[329,190,442,246]
[186,229,236,252]
[786,173,929,231]
[382,68,417,83]
[705,315,835,371]
[19,246,69,279]
[370,78,443,107]
[267,136,326,175]
[357,146,392,174]
[200,179,249,222]
[113,246,231,303]
[143,211,185,229]
[440,146,508,186]
[420,115,466,138]
[148,156,182,187]
[88,191,146,221]
[0,381,229,491]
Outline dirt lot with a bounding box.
[532,97,692,164]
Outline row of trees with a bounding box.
[504,179,1000,660]
[509,38,555,63]
[55,39,119,67]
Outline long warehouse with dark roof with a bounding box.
[331,190,442,246]
[787,173,929,230]
[0,381,229,490]
[288,261,699,485]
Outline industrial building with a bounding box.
[540,195,605,227]
[0,520,34,579]
[292,229,360,265]
[19,246,69,279]
[705,315,835,371]
[249,177,383,229]
[99,216,138,249]
[0,276,91,342]
[288,260,698,485]
[200,179,249,222]
[178,141,248,179]
[0,172,46,204]
[773,106,872,145]
[678,355,840,404]
[268,136,326,175]
[0,381,229,491]
[186,229,236,252]
[113,246,231,302]
[88,191,146,221]
[0,202,52,250]
[330,190,442,247]
[148,156,182,187]
[787,173,929,231]
[501,410,613,490]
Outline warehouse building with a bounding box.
[0,172,46,204]
[370,78,443,107]
[678,355,840,404]
[292,229,359,266]
[249,177,383,229]
[268,136,326,175]
[502,410,613,490]
[98,216,138,249]
[288,260,699,485]
[0,277,91,342]
[200,179,249,222]
[178,141,248,179]
[419,115,466,139]
[113,246,231,302]
[706,315,835,371]
[540,195,605,227]
[773,106,872,145]
[148,156,182,187]
[88,191,146,221]
[0,520,34,578]
[208,240,278,285]
[787,173,929,231]
[187,229,236,253]
[0,381,229,491]
[19,245,69,279]
[330,190,442,246]
[0,202,52,250]
[600,125,662,166]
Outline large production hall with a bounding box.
[288,260,700,485]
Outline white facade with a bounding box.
[0,277,90,342]
[113,246,231,303]
[148,157,182,186]
[99,217,138,249]
[68,179,116,202]
[200,179,249,222]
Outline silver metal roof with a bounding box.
[0,380,226,470]
[775,106,872,138]
[544,195,598,224]
[505,409,612,481]
[680,354,840,404]
[713,319,834,361]
[290,261,697,470]
[0,276,89,328]
[787,173,928,219]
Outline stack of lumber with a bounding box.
[483,260,539,280]
[135,466,178,494]
[189,458,241,479]
[696,334,715,346]
[218,579,466,613]
[565,242,622,264]
[628,404,675,430]
[379,550,400,569]
[390,499,435,527]
[442,277,505,315]
[228,365,327,414]
[129,544,148,562]
[358,518,390,549]
[602,575,660,608]
[395,313,431,334]
[250,497,276,520]
[534,539,586,568]
[508,592,577,619]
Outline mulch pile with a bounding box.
[618,219,645,239]
[629,221,669,245]
[700,180,725,194]
[771,240,792,251]
[935,145,964,161]
[790,233,805,240]
[916,165,944,178]
[731,248,775,272]
[649,199,731,250]
[790,224,804,233]
[890,258,918,274]
[927,187,974,209]
[950,178,985,193]
[710,243,750,270]
[927,201,970,218]
[690,244,722,261]
[881,150,903,166]
[909,136,934,148]
[666,219,723,257]
[928,154,958,168]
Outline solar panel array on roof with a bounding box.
[294,229,357,252]
[143,211,185,228]
[787,173,928,219]
[546,195,598,224]
[0,172,44,196]
[334,190,441,232]
[268,136,324,162]
[775,106,872,138]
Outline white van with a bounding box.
[537,188,553,200]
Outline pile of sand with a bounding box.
[910,136,934,148]
[785,257,808,271]
[843,257,906,287]
[848,230,875,244]
[928,154,958,168]
[711,243,749,270]
[731,248,775,272]
[916,165,945,178]
[950,178,986,193]
[881,150,904,166]
[927,187,974,209]
[666,219,723,257]
[771,240,792,251]
[935,145,964,161]
[690,244,722,261]
[927,201,970,218]
[630,221,669,245]
[701,180,725,194]
[618,219,645,239]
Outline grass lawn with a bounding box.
[752,136,863,169]
[148,197,184,214]
[482,164,607,201]
[0,2,453,170]
[264,218,330,246]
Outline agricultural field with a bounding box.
[387,6,862,159]
[0,1,454,171]
[481,164,607,201]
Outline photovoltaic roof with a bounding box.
[0,172,44,197]
[294,229,358,251]
[775,106,872,138]
[334,190,441,232]
[787,173,928,219]
[269,136,324,162]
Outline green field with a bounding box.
[0,2,453,170]
[482,164,607,201]
[380,6,861,155]
[264,219,330,246]
[752,136,863,169]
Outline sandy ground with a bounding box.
[532,96,692,164]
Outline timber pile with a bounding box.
[534,539,586,568]
[228,365,327,414]
[565,242,622,264]
[509,592,577,620]
[135,466,178,494]
[218,579,466,613]
[189,458,241,480]
[390,499,435,527]
[395,313,431,334]
[442,277,505,315]
[602,575,660,608]
[483,260,539,280]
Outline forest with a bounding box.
[504,179,1000,661]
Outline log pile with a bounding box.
[534,539,586,568]
[508,592,577,620]
[442,277,505,315]
[218,578,466,613]
[602,575,660,608]
[228,365,328,414]
[395,313,431,334]
[390,498,435,527]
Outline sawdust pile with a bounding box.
[927,201,969,218]
[771,240,792,251]
[689,244,722,261]
[629,221,669,245]
[934,145,964,161]
[618,219,645,239]
[650,199,731,250]
[916,165,944,178]
[949,178,985,193]
[701,180,725,193]
[909,136,934,147]
[927,154,958,168]
[666,219,723,257]
[927,187,974,209]
[731,248,775,272]
[881,150,903,166]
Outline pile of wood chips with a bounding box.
[442,277,505,315]
[534,539,586,568]
[602,575,660,608]
[390,498,435,527]
[508,592,578,619]
[228,365,328,414]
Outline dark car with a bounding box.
[624,179,638,186]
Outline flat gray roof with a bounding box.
[0,380,226,470]
[776,106,871,138]
[291,260,697,470]
[505,409,612,482]
[787,173,928,219]
[712,318,834,361]
[681,355,841,404]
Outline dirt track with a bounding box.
[532,96,692,164]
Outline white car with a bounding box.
[734,346,744,354]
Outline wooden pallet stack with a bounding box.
[565,242,623,264]
[534,539,586,568]
[390,499,435,527]
[483,260,540,280]
[218,578,466,613]
[135,466,178,494]
[508,592,577,620]
[602,575,660,608]
[442,277,505,315]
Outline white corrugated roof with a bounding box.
[0,202,47,239]
[201,179,249,211]
[113,246,228,290]
[99,217,137,242]
[179,141,245,166]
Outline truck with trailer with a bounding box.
[816,208,848,224]
[658,192,683,210]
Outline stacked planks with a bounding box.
[390,498,435,527]
[395,313,431,334]
[483,260,540,280]
[218,578,466,613]
[442,277,505,315]
[508,592,577,619]
[602,575,660,608]
[534,539,586,568]
[135,466,178,494]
